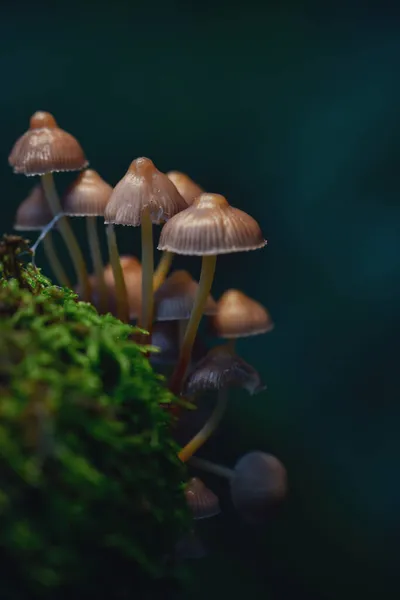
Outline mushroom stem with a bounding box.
[178,388,229,462]
[43,232,71,288]
[168,254,217,395]
[41,173,90,301]
[178,319,187,350]
[226,339,236,352]
[139,207,154,338]
[188,456,234,480]
[86,217,107,313]
[153,251,174,291]
[106,224,129,323]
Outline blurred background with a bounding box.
[1,1,400,598]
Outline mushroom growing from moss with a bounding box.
[62,169,113,313]
[104,157,187,328]
[158,193,266,395]
[14,184,70,288]
[8,110,90,300]
[189,452,287,524]
[177,344,265,462]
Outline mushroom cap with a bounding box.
[14,184,53,231]
[150,321,208,367]
[212,289,274,338]
[185,477,221,520]
[104,157,188,226]
[62,169,113,217]
[184,344,266,395]
[230,452,287,523]
[166,171,204,206]
[154,270,217,321]
[158,193,266,256]
[9,111,88,176]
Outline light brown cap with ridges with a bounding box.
[104,157,188,226]
[14,184,53,231]
[8,111,88,176]
[212,289,274,338]
[166,171,204,206]
[62,169,113,217]
[184,344,266,396]
[154,270,217,321]
[185,478,221,520]
[158,193,266,256]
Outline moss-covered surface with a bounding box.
[0,236,190,599]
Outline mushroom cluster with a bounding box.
[9,111,287,538]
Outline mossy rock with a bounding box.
[0,236,190,599]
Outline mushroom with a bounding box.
[178,344,265,462]
[189,452,287,524]
[154,270,217,347]
[104,158,187,328]
[14,184,70,287]
[212,288,274,351]
[62,169,113,313]
[8,111,90,299]
[158,193,266,395]
[184,477,221,520]
[166,171,204,206]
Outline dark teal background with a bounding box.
[1,2,400,599]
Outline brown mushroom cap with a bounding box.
[184,344,266,396]
[185,477,221,520]
[14,184,53,231]
[104,157,188,226]
[8,111,88,176]
[212,289,274,338]
[158,193,266,256]
[154,269,217,321]
[62,169,113,217]
[166,171,204,206]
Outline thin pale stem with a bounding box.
[86,217,107,313]
[41,173,90,301]
[106,224,129,323]
[188,456,234,480]
[139,208,154,339]
[178,319,187,350]
[153,251,174,291]
[178,388,229,462]
[168,254,217,395]
[43,232,71,288]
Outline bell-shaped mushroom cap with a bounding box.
[154,270,217,321]
[103,256,142,319]
[9,111,88,176]
[185,477,221,520]
[212,289,274,338]
[184,344,266,396]
[166,171,204,206]
[14,184,53,231]
[158,193,266,256]
[62,169,113,217]
[104,157,188,226]
[230,452,287,523]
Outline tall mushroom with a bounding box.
[14,184,70,287]
[8,111,90,299]
[62,169,112,313]
[158,193,266,395]
[104,157,187,329]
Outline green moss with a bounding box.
[0,236,190,599]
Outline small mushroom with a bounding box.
[14,184,70,288]
[166,171,204,205]
[62,169,113,313]
[184,477,221,520]
[8,111,90,299]
[178,345,265,462]
[104,157,187,328]
[158,193,266,395]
